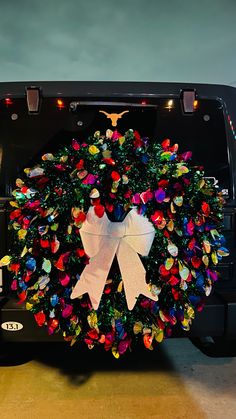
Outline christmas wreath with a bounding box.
[0,128,229,357]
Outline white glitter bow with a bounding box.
[71,207,157,310]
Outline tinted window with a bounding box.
[0,97,230,196]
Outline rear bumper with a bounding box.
[0,298,62,342]
[1,291,236,343]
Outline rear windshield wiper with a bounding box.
[69,101,158,110]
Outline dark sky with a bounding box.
[0,0,236,85]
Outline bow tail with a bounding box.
[117,240,158,310]
[71,238,118,310]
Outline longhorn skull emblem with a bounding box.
[99,110,129,127]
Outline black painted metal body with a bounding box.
[0,81,236,343]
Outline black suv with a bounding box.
[0,81,236,356]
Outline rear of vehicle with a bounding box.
[0,81,236,351]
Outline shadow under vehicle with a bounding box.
[0,81,236,362]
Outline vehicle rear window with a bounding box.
[0,97,230,197]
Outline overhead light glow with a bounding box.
[165,99,174,110]
[57,99,65,109]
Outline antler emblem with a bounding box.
[99,110,129,127]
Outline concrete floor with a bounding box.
[0,338,236,419]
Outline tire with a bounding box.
[0,342,33,366]
[190,336,236,357]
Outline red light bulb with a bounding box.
[5,97,13,106]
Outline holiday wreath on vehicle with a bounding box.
[0,128,229,357]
